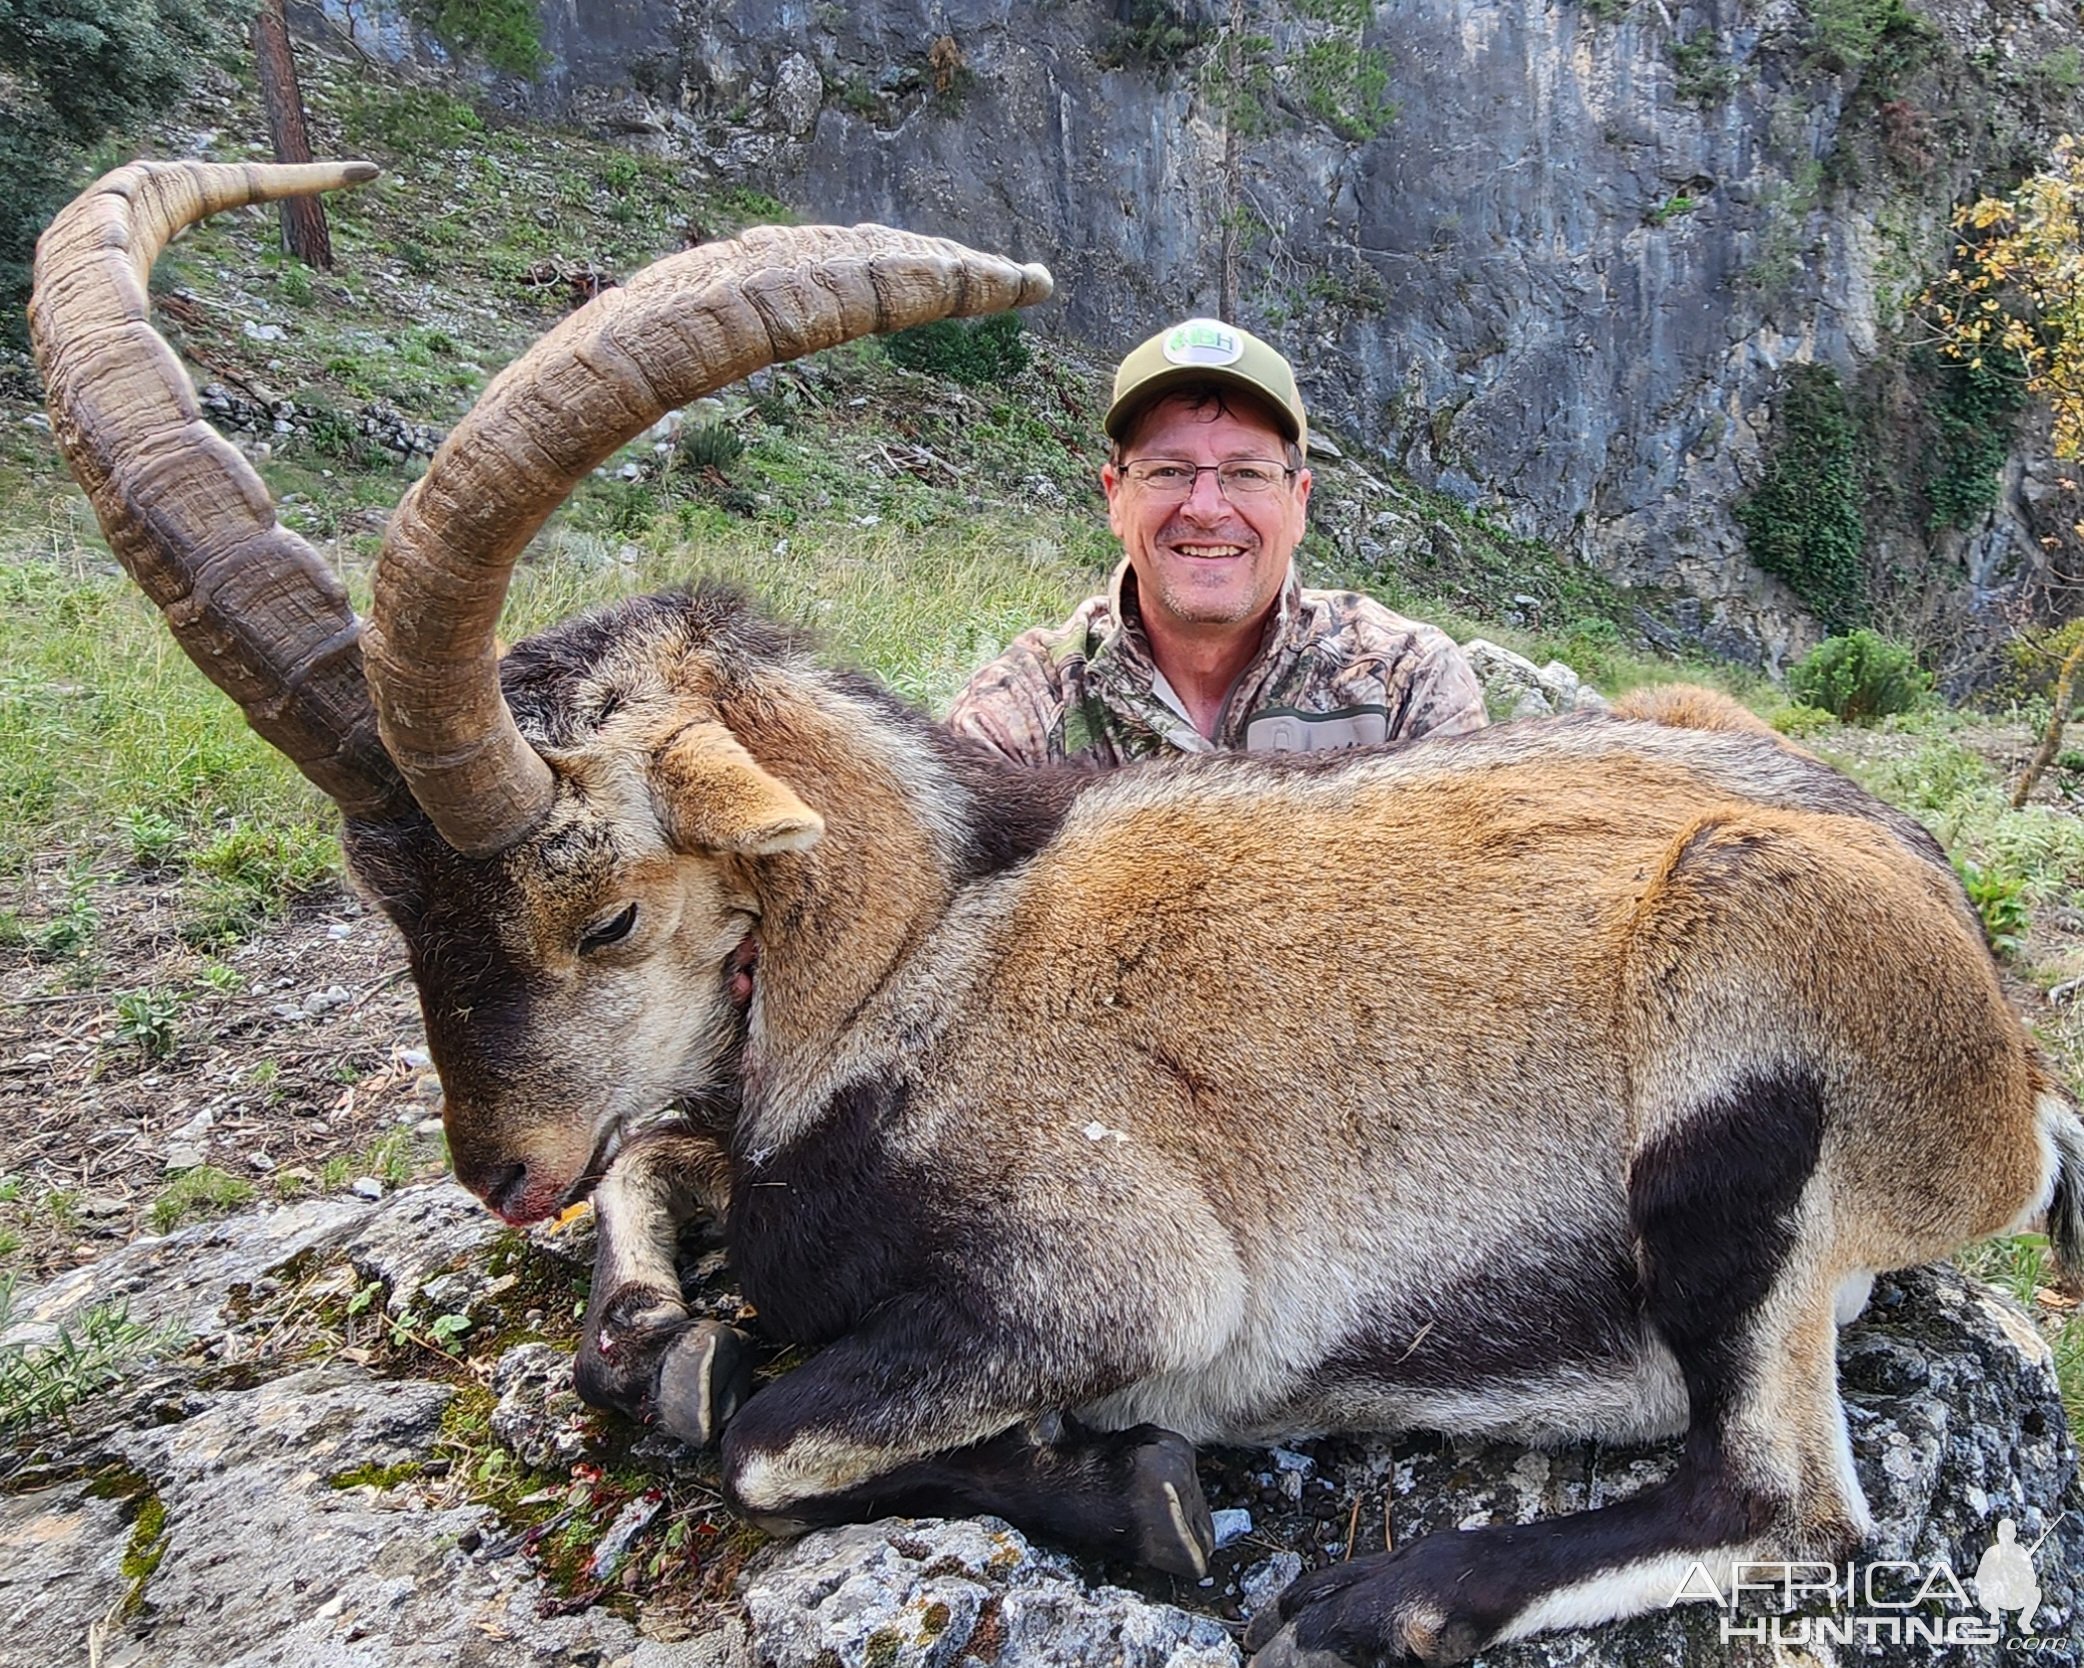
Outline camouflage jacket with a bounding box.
[945,563,1489,766]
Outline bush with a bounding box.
[1787,630,1927,723]
[885,312,1029,387]
[1954,857,2030,957]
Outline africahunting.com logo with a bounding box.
[1670,1517,2064,1647]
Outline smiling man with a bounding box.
[947,319,1488,765]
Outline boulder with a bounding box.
[1461,638,1610,721]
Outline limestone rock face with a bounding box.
[2,1187,2078,1667]
[334,0,2080,668]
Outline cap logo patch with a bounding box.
[1162,320,1244,367]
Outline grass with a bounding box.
[150,1165,257,1234]
[0,1272,186,1431]
[1956,1236,2084,1432]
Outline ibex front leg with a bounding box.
[719,1293,1216,1578]
[575,1130,753,1448]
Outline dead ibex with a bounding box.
[35,161,2084,1667]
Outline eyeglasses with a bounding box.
[1119,458,1297,501]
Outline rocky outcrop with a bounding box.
[3,1182,2079,1667]
[309,0,2084,669]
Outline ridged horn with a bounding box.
[29,159,411,821]
[367,223,1054,857]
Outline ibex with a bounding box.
[35,161,2084,1667]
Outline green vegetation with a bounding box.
[1096,0,1209,71]
[885,313,1031,387]
[400,0,545,77]
[1787,629,1927,722]
[1804,0,1931,79]
[0,1273,185,1429]
[1669,35,1739,105]
[1954,856,2031,956]
[150,1164,256,1234]
[1738,366,1868,632]
[1922,351,2025,530]
[114,988,184,1060]
[1958,1236,2084,1431]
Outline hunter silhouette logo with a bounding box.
[1972,1517,2055,1632]
[1672,1512,2069,1646]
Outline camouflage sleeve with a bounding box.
[1397,628,1490,740]
[943,634,1068,765]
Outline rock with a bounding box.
[0,1196,366,1347]
[770,52,822,139]
[1238,1551,1304,1622]
[348,1176,385,1201]
[302,984,352,1018]
[169,1109,215,1143]
[2,1179,2076,1667]
[1461,638,1601,721]
[1210,1507,1253,1549]
[85,1366,657,1668]
[240,320,286,342]
[741,1517,1239,1667]
[489,1341,594,1470]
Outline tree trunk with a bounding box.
[2012,630,2084,807]
[1218,0,1243,322]
[253,0,333,268]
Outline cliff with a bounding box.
[319,0,2084,668]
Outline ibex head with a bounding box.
[32,161,1051,1222]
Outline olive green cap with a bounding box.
[1105,318,1308,456]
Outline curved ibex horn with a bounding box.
[368,224,1053,857]
[30,160,412,821]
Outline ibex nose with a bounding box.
[453,1153,536,1223]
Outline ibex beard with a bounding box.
[32,159,2084,1668]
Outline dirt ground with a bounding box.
[0,861,439,1281]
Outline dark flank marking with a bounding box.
[1322,1238,1645,1392]
[730,1076,944,1349]
[1251,1072,1826,1661]
[722,1413,1213,1577]
[1628,1067,1824,1423]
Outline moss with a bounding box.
[328,1459,425,1491]
[863,1629,904,1668]
[119,1491,169,1616]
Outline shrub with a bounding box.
[885,313,1029,387]
[1772,703,1837,738]
[675,422,746,473]
[1922,351,2024,531]
[1787,630,1927,723]
[1954,858,2030,957]
[1738,365,1868,633]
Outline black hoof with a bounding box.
[1126,1429,1214,1578]
[656,1319,755,1449]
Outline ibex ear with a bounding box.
[652,722,825,856]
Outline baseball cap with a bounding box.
[1105,318,1308,456]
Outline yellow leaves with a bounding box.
[1926,136,2084,459]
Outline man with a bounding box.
[946,318,1488,765]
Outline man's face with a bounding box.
[1102,393,1312,637]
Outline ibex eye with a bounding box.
[580,903,638,952]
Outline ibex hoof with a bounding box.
[1127,1429,1215,1579]
[656,1318,755,1448]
